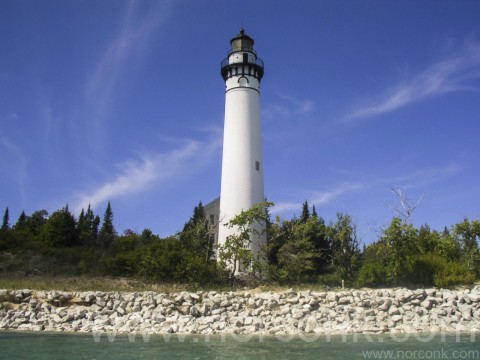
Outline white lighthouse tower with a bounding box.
[217,29,265,269]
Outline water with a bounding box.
[0,331,479,360]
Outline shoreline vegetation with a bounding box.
[1,284,480,336]
[1,200,479,289]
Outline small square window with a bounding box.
[255,161,260,171]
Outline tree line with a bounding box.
[0,199,479,287]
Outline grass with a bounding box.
[0,276,193,293]
[1,273,478,294]
[0,275,339,294]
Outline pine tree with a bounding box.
[98,201,116,247]
[41,206,78,247]
[14,211,27,231]
[78,205,99,246]
[299,201,310,223]
[180,201,210,259]
[1,207,10,232]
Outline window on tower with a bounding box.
[255,161,260,171]
[238,77,249,87]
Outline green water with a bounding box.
[0,331,479,360]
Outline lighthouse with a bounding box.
[216,29,266,270]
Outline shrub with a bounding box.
[409,253,447,286]
[408,253,475,287]
[355,261,388,287]
[434,261,476,287]
[317,273,343,287]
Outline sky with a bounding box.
[1,0,479,243]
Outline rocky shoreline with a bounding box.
[1,287,480,336]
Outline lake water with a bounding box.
[1,331,479,359]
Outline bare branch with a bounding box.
[389,186,423,223]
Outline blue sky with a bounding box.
[1,0,479,243]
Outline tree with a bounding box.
[41,207,78,247]
[26,210,48,236]
[14,211,27,231]
[98,201,116,247]
[417,224,436,254]
[276,216,321,282]
[179,201,211,261]
[217,201,272,280]
[299,200,310,223]
[78,205,100,246]
[389,186,423,223]
[265,202,330,281]
[328,213,361,280]
[141,228,154,245]
[1,207,9,232]
[435,228,461,262]
[454,218,480,275]
[378,217,418,283]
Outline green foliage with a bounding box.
[434,261,476,287]
[218,202,272,279]
[355,261,388,287]
[409,253,447,286]
[41,207,78,247]
[276,217,321,282]
[1,199,478,288]
[1,207,10,232]
[327,213,361,280]
[378,217,418,284]
[317,272,343,287]
[179,201,212,261]
[435,231,462,262]
[453,218,480,276]
[98,201,116,247]
[300,200,310,223]
[266,204,329,283]
[78,205,100,246]
[20,210,48,236]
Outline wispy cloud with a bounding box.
[4,113,18,121]
[0,129,28,202]
[382,164,461,190]
[272,164,460,215]
[73,136,220,214]
[263,94,314,121]
[343,41,480,122]
[273,183,364,214]
[85,0,172,153]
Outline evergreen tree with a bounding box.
[276,216,321,282]
[1,207,10,232]
[180,201,211,261]
[41,206,78,247]
[266,202,330,280]
[26,210,48,235]
[78,204,99,246]
[15,211,27,230]
[311,214,330,273]
[98,201,116,247]
[299,200,310,223]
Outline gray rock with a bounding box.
[421,299,433,310]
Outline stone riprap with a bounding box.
[1,287,480,335]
